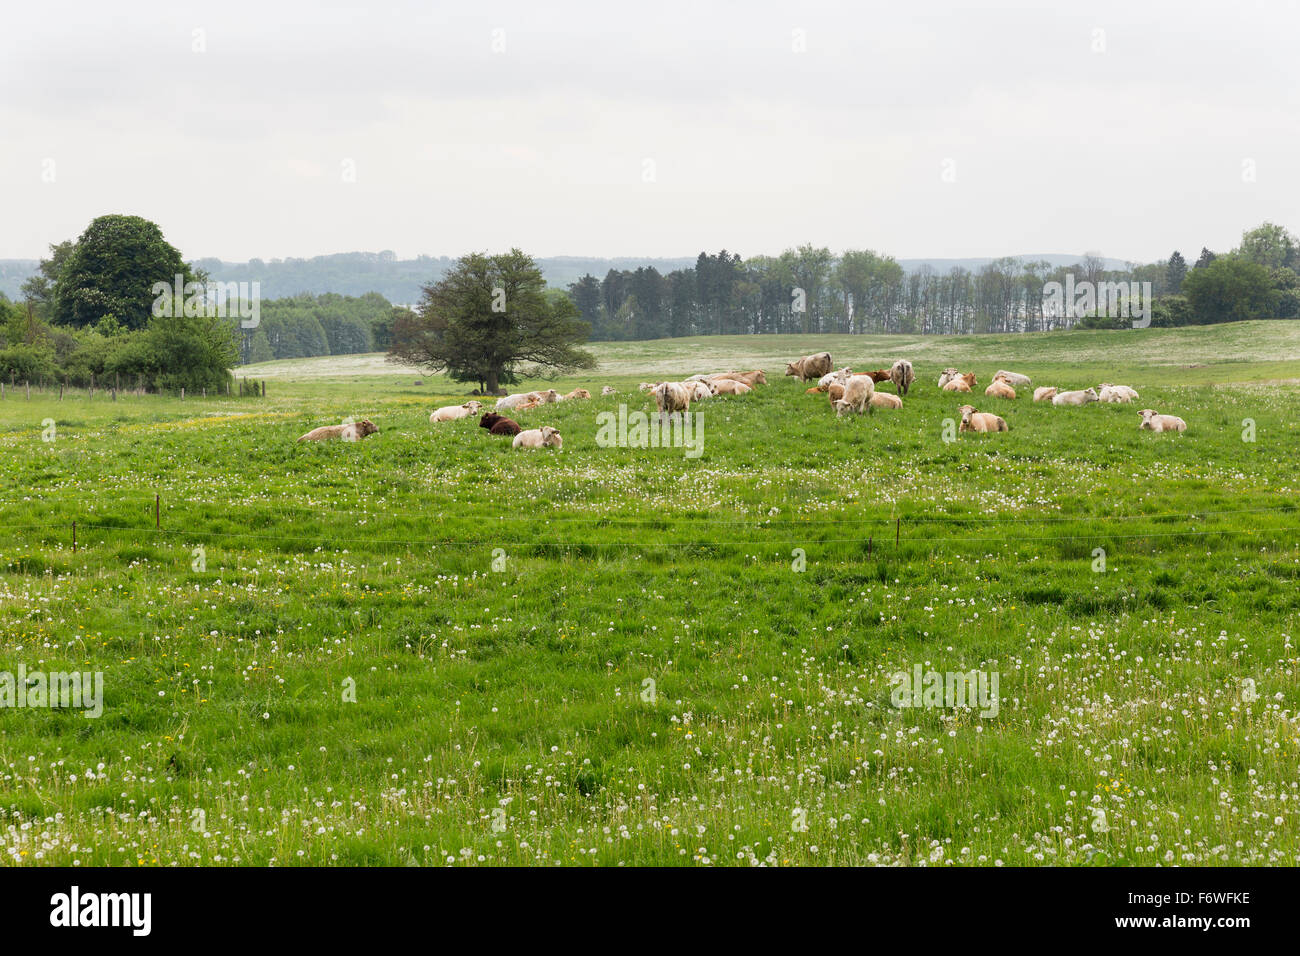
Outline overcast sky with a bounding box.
[2,0,1296,264]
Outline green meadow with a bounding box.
[1,320,1297,866]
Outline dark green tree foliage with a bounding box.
[53,215,195,330]
[1194,247,1217,270]
[390,249,595,393]
[1166,251,1187,293]
[1180,256,1277,324]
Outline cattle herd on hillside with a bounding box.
[294,351,1189,445]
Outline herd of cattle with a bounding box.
[294,350,1188,444]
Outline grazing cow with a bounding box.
[1052,388,1099,406]
[1098,383,1139,403]
[601,385,618,396]
[985,380,1016,400]
[832,374,875,417]
[827,383,846,404]
[1032,386,1058,403]
[869,391,902,410]
[937,368,961,389]
[563,388,591,400]
[1138,409,1187,433]
[806,385,828,394]
[785,352,833,382]
[817,367,854,388]
[513,426,564,449]
[710,379,752,396]
[942,372,977,393]
[298,419,379,443]
[958,405,1008,433]
[889,359,915,396]
[650,381,692,422]
[429,400,483,423]
[994,370,1032,387]
[866,369,892,383]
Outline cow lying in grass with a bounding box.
[1052,388,1099,406]
[497,389,559,410]
[958,405,1007,433]
[708,370,767,387]
[298,420,379,442]
[994,370,1032,387]
[1098,384,1139,403]
[479,411,521,436]
[1032,386,1058,402]
[1138,409,1187,433]
[942,372,977,393]
[710,379,752,396]
[430,401,483,423]
[513,426,563,449]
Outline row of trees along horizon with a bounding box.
[4,214,1299,391]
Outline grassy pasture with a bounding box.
[0,321,1298,866]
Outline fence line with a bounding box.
[0,516,1291,556]
[0,491,1294,527]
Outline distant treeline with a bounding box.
[570,225,1300,340]
[243,292,409,363]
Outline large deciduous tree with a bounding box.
[53,214,197,330]
[389,249,595,394]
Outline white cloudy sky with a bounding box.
[2,0,1296,263]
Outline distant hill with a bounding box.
[0,251,1137,302]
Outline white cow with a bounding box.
[429,400,483,423]
[831,374,875,417]
[1138,409,1187,433]
[1052,388,1099,406]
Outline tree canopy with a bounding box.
[53,215,197,330]
[389,250,595,393]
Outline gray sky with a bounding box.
[2,0,1296,263]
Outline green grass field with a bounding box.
[2,321,1298,866]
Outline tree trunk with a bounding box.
[486,368,500,394]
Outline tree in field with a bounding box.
[1194,247,1217,270]
[53,215,198,330]
[389,250,595,394]
[1180,255,1276,324]
[1166,251,1187,293]
[1236,222,1299,270]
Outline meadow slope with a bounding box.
[0,322,1297,866]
